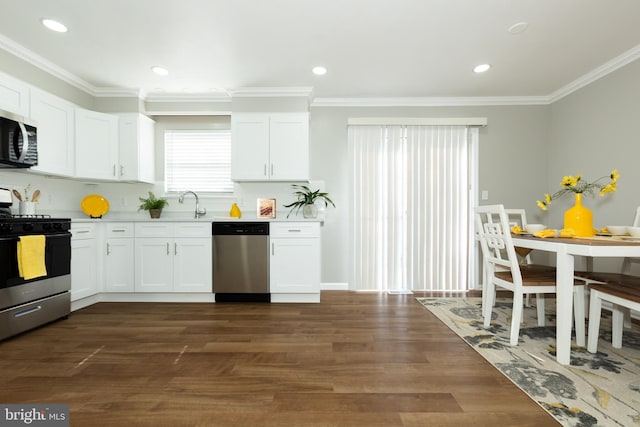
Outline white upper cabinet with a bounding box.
[117,113,155,183]
[231,113,309,181]
[0,71,30,116]
[75,108,119,180]
[30,88,75,176]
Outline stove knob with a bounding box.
[0,223,12,232]
[22,223,34,232]
[53,223,62,230]
[43,223,52,230]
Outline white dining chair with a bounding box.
[476,204,586,346]
[478,208,554,317]
[587,282,640,352]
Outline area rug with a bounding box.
[416,297,640,427]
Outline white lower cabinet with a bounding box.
[134,222,212,293]
[104,223,135,292]
[270,222,320,302]
[70,223,100,301]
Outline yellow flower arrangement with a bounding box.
[537,169,619,211]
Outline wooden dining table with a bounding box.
[511,233,640,365]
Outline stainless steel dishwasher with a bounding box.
[212,222,270,302]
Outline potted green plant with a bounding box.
[138,192,169,219]
[284,184,335,218]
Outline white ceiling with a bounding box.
[1,0,640,102]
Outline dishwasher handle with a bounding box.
[212,222,270,235]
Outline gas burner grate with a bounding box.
[11,214,52,219]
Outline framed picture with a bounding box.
[257,198,276,218]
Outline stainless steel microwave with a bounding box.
[0,109,38,168]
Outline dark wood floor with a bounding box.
[0,291,558,426]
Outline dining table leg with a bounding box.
[556,248,574,365]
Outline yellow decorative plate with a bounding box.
[81,194,110,218]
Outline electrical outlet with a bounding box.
[121,196,127,206]
[481,190,489,200]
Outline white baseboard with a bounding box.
[320,282,349,291]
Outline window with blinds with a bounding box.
[164,130,233,194]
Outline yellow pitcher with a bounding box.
[229,203,242,218]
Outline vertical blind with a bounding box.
[349,124,472,292]
[164,130,233,193]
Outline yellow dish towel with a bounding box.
[532,228,577,238]
[17,235,47,280]
[533,229,558,238]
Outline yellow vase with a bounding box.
[229,203,242,218]
[563,193,595,237]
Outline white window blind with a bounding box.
[164,130,233,193]
[349,124,476,292]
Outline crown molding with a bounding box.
[1,29,639,106]
[0,33,98,96]
[311,96,551,107]
[228,87,314,98]
[145,93,232,103]
[548,44,640,103]
[93,86,142,98]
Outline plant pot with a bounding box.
[302,204,318,219]
[149,209,162,219]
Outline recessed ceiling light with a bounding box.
[508,22,529,35]
[151,66,169,76]
[312,66,327,76]
[41,18,68,33]
[473,64,491,73]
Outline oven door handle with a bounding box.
[14,305,42,318]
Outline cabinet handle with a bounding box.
[75,230,89,234]
[112,229,126,232]
[106,243,111,255]
[120,165,124,176]
[174,243,178,255]
[113,164,116,176]
[288,229,302,233]
[272,242,275,256]
[263,164,267,176]
[270,163,274,176]
[166,242,170,255]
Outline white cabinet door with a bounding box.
[269,114,309,181]
[231,114,270,180]
[105,238,135,292]
[270,238,320,293]
[134,223,211,293]
[71,234,99,301]
[30,89,75,176]
[118,113,155,183]
[75,108,119,180]
[270,222,320,295]
[231,113,309,181]
[0,71,29,116]
[134,238,173,292]
[173,238,212,292]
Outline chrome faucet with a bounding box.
[178,191,206,218]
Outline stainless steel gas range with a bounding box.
[0,188,71,340]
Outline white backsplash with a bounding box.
[0,171,327,220]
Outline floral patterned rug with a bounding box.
[416,297,640,427]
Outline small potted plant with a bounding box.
[138,192,169,219]
[284,184,335,218]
